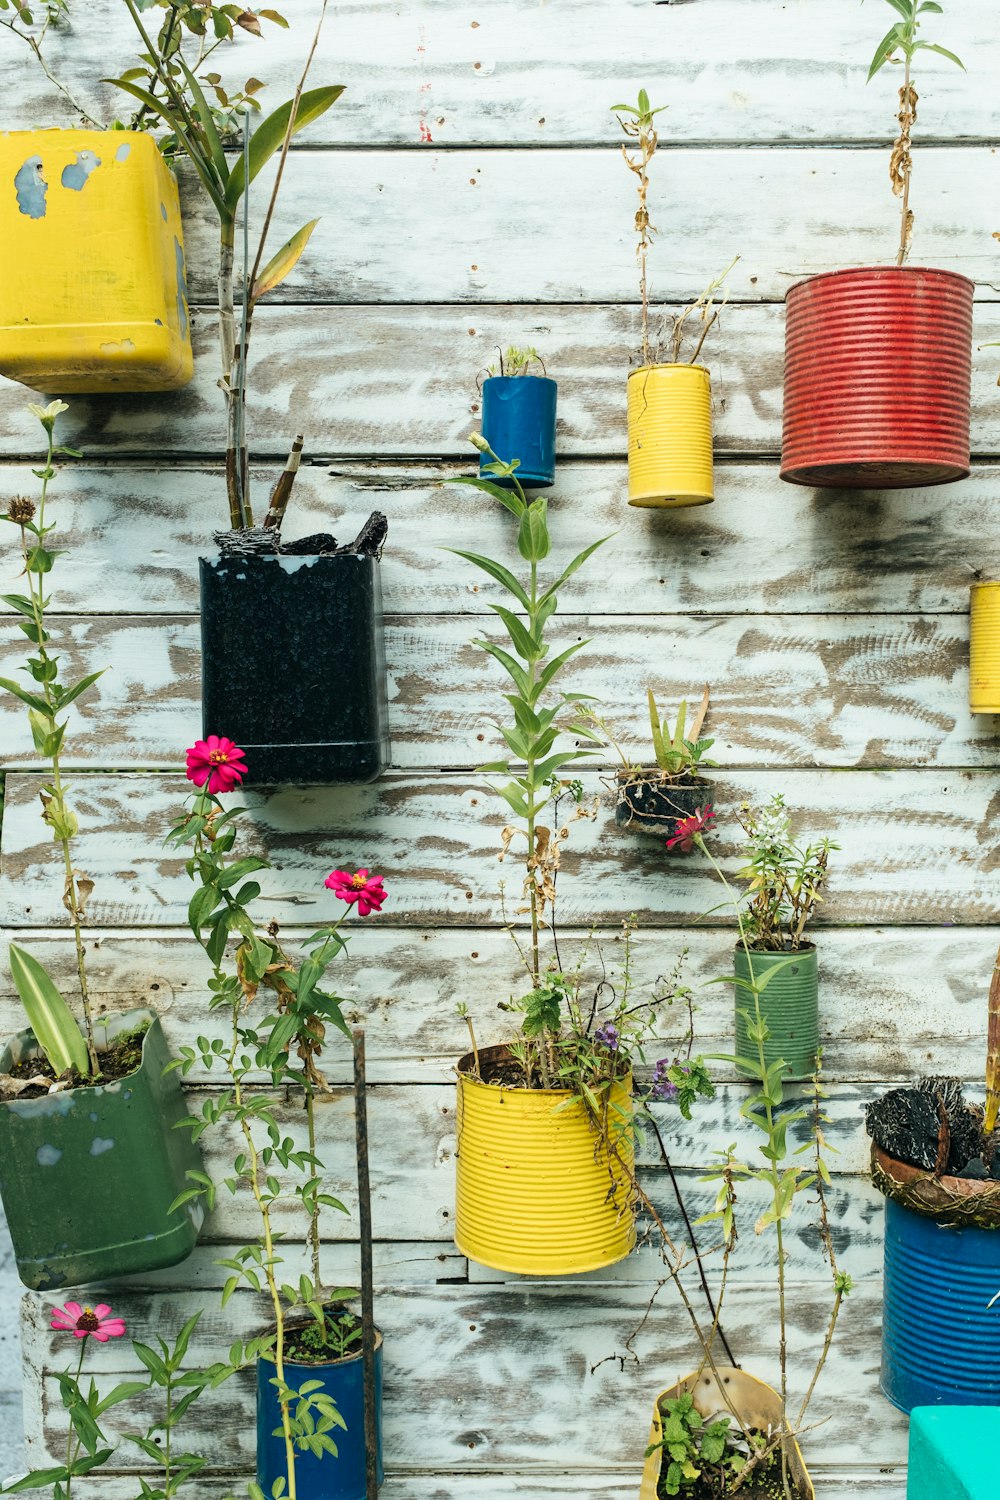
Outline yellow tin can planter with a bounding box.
[627,363,714,508]
[0,129,193,393]
[969,582,1000,714]
[454,1044,636,1275]
[638,1367,815,1500]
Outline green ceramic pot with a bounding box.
[0,1007,204,1290]
[733,944,819,1080]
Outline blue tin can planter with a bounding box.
[257,1333,384,1499]
[480,375,557,488]
[880,1192,1000,1412]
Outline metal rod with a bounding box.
[353,1028,379,1499]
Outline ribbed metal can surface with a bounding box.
[881,1197,1000,1411]
[733,944,819,1079]
[455,1046,635,1274]
[627,363,714,507]
[781,266,973,490]
[969,581,1000,714]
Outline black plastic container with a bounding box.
[614,773,709,838]
[199,553,390,784]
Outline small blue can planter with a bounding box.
[480,375,557,488]
[257,1334,384,1498]
[881,1195,1000,1412]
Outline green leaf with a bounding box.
[177,54,228,182]
[104,78,230,218]
[56,669,105,711]
[535,638,589,693]
[882,0,913,18]
[131,1341,168,1382]
[538,535,613,601]
[489,604,538,662]
[447,474,525,518]
[446,549,531,610]
[253,219,320,301]
[225,86,345,210]
[94,1380,147,1415]
[517,498,550,562]
[0,676,49,712]
[867,22,906,80]
[8,944,88,1076]
[915,40,965,68]
[1,1467,73,1491]
[473,639,529,696]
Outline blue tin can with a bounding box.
[881,1197,1000,1412]
[257,1335,384,1498]
[480,375,557,488]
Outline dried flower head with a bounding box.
[7,496,35,524]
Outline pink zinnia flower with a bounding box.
[325,867,387,916]
[50,1301,126,1342]
[665,804,716,854]
[185,735,248,794]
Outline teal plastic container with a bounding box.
[733,944,819,1079]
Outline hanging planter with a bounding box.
[0,1008,204,1291]
[638,1366,815,1500]
[0,129,193,394]
[480,352,557,488]
[454,1044,635,1275]
[615,772,710,836]
[199,548,390,786]
[781,267,973,490]
[733,944,819,1080]
[627,363,715,509]
[872,1147,1000,1412]
[969,581,1000,714]
[257,1323,384,1499]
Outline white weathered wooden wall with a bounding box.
[2,0,1000,1490]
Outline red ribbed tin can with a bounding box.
[781,266,974,489]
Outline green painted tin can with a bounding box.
[733,944,819,1079]
[0,1007,204,1290]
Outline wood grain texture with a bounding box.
[0,611,996,771]
[2,769,999,930]
[2,304,1000,459]
[1,924,991,1085]
[20,1278,906,1471]
[3,0,996,149]
[2,461,1000,618]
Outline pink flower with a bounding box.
[666,805,716,853]
[50,1301,126,1342]
[185,735,248,794]
[325,867,387,916]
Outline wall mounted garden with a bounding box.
[0,129,193,393]
[0,1008,204,1291]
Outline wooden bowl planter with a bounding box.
[199,553,390,785]
[733,945,819,1080]
[257,1330,384,1498]
[0,1008,204,1290]
[781,267,973,490]
[614,771,709,838]
[969,582,1000,714]
[626,364,714,508]
[481,374,557,488]
[872,1146,1000,1412]
[454,1044,635,1274]
[0,129,193,394]
[638,1366,814,1500]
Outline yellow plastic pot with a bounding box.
[626,363,714,508]
[454,1044,636,1274]
[0,129,193,393]
[638,1366,814,1500]
[969,582,1000,714]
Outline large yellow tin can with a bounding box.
[0,129,193,393]
[638,1367,814,1500]
[627,363,714,508]
[454,1045,636,1275]
[970,582,1000,714]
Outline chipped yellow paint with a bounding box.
[0,129,192,393]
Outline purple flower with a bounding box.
[594,1022,620,1051]
[650,1058,679,1103]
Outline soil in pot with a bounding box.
[615,773,709,836]
[283,1305,364,1365]
[866,1077,1000,1181]
[463,1044,628,1091]
[653,1435,806,1500]
[1,1022,150,1101]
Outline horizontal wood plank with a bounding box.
[0,924,990,1085]
[5,0,997,149]
[2,769,999,929]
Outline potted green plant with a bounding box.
[0,402,204,1290]
[611,89,737,509]
[112,4,389,785]
[608,685,717,838]
[781,0,972,488]
[447,437,714,1276]
[479,345,558,489]
[167,740,385,1497]
[865,942,1000,1412]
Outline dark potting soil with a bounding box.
[866,1076,1000,1179]
[656,1433,804,1500]
[7,1022,150,1099]
[464,1050,628,1091]
[283,1306,364,1365]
